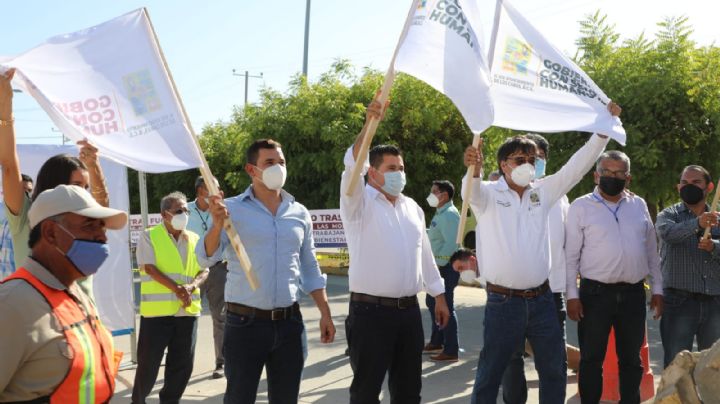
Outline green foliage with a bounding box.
[128,15,720,223]
[551,12,720,216]
[190,59,509,221]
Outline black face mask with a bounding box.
[598,176,626,196]
[680,184,705,205]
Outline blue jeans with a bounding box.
[426,264,460,355]
[501,292,567,404]
[223,309,305,404]
[472,289,566,404]
[660,288,720,367]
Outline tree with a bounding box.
[551,13,720,217]
[129,15,719,223]
[201,60,509,222]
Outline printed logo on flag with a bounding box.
[539,58,599,101]
[123,70,162,116]
[420,0,476,48]
[501,37,532,75]
[54,95,123,136]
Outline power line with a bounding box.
[231,70,264,106]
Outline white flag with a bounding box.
[489,0,626,144]
[394,0,494,134]
[1,9,204,173]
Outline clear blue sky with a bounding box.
[4,0,718,144]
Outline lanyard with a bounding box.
[592,193,623,222]
[194,206,210,232]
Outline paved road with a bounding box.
[112,275,662,403]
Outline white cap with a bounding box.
[29,184,127,230]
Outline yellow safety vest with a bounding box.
[140,225,202,317]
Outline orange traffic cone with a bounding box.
[598,327,655,402]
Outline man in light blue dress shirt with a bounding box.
[197,139,335,404]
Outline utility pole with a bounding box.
[50,127,69,145]
[232,69,263,106]
[303,0,311,77]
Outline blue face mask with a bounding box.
[55,224,109,277]
[381,171,406,196]
[535,158,546,179]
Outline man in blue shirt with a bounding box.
[424,180,461,362]
[188,175,227,379]
[197,139,336,404]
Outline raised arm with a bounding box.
[0,69,24,216]
[542,102,620,205]
[340,97,388,221]
[78,139,110,207]
[460,140,491,217]
[352,95,388,161]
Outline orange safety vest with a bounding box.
[3,268,120,404]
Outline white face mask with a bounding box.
[257,164,287,190]
[170,212,189,231]
[426,193,440,208]
[510,162,535,187]
[460,269,478,283]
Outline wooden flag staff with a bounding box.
[144,8,259,290]
[456,135,483,244]
[702,178,720,241]
[345,0,420,196]
[455,0,504,244]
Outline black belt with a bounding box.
[666,288,716,301]
[226,302,299,320]
[581,278,644,290]
[486,280,549,298]
[350,292,418,309]
[210,261,227,269]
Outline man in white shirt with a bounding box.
[462,102,619,404]
[500,133,570,404]
[565,150,663,404]
[340,98,449,404]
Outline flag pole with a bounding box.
[345,0,420,196]
[143,8,259,290]
[456,0,503,244]
[702,177,720,240]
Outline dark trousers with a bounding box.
[348,300,424,404]
[202,261,227,366]
[131,316,198,404]
[223,310,305,404]
[501,292,567,404]
[426,263,460,355]
[578,279,646,404]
